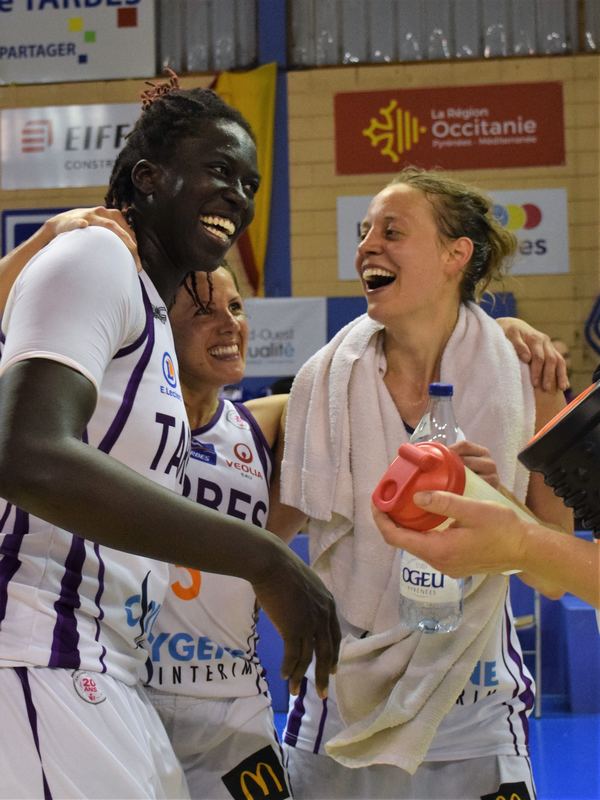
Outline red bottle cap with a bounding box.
[372,442,466,531]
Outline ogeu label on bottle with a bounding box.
[400,553,462,603]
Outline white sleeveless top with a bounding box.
[147,399,273,700]
[0,228,190,686]
[285,591,533,761]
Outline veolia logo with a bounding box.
[162,352,177,388]
[492,203,542,231]
[233,443,253,464]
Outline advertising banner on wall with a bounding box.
[0,103,139,189]
[243,297,327,377]
[1,207,68,254]
[0,0,155,85]
[337,188,569,280]
[334,83,565,174]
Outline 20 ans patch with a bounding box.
[72,670,107,704]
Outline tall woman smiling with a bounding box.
[0,79,339,799]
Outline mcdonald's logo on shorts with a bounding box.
[221,745,290,800]
[481,781,532,800]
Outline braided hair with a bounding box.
[387,167,517,302]
[106,71,254,314]
[178,260,241,317]
[105,70,254,211]
[180,270,215,316]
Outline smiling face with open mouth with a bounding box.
[143,119,260,279]
[170,266,248,393]
[355,183,460,327]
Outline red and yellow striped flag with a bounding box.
[215,62,276,296]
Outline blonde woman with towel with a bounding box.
[269,168,572,800]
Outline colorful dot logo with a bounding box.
[162,353,177,388]
[492,203,542,231]
[66,8,138,66]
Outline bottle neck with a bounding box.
[412,394,461,445]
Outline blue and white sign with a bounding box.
[1,103,139,189]
[489,188,570,276]
[1,207,68,254]
[337,195,370,282]
[244,297,327,377]
[337,188,570,279]
[0,0,155,85]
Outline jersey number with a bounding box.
[171,567,201,600]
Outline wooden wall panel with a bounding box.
[287,55,600,393]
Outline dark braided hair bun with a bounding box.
[105,72,254,211]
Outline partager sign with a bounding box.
[0,0,155,85]
[1,103,139,189]
[337,188,569,280]
[335,82,565,173]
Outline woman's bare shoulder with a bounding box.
[244,394,289,449]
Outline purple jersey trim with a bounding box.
[49,536,86,668]
[247,605,260,659]
[49,279,155,670]
[504,603,533,747]
[500,599,532,755]
[136,571,151,648]
[0,506,28,624]
[192,399,225,435]
[284,676,308,747]
[91,286,154,670]
[98,280,154,454]
[313,696,329,754]
[500,602,520,754]
[0,502,12,531]
[93,542,107,673]
[245,606,264,697]
[14,667,54,800]
[272,722,287,772]
[234,401,274,482]
[113,281,150,358]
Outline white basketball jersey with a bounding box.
[148,399,272,700]
[428,586,534,759]
[0,228,190,686]
[285,586,533,762]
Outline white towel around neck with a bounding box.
[282,301,534,632]
[280,302,536,770]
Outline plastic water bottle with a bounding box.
[404,383,463,632]
[410,382,462,446]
